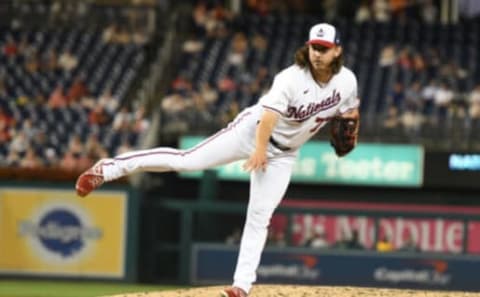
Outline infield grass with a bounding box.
[0,280,182,297]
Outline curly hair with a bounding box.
[294,45,343,75]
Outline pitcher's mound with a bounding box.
[105,284,480,297]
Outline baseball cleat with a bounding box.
[75,159,108,197]
[219,287,247,297]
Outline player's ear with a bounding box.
[334,46,342,58]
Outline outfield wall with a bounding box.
[0,184,138,282]
[191,243,480,291]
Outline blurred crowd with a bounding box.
[0,3,152,172]
[225,226,421,253]
[380,43,480,139]
[160,0,480,147]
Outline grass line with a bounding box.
[0,280,182,297]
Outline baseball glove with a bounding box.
[330,116,359,157]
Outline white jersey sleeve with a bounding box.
[258,68,294,115]
[337,68,360,114]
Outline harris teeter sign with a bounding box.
[179,136,423,187]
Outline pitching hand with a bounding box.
[243,149,268,172]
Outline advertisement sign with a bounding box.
[0,188,127,278]
[270,200,480,254]
[180,136,424,187]
[192,243,480,291]
[424,152,480,188]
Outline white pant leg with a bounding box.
[102,110,255,182]
[232,155,295,293]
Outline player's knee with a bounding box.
[171,153,194,171]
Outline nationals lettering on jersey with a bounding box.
[258,65,359,149]
[286,89,341,121]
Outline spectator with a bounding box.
[266,228,286,247]
[59,150,78,171]
[67,77,89,103]
[89,105,109,126]
[397,47,412,70]
[434,82,454,122]
[43,48,59,72]
[355,0,372,23]
[468,84,480,120]
[399,233,420,252]
[9,130,29,155]
[112,107,132,131]
[48,85,67,109]
[171,72,193,92]
[0,107,14,142]
[85,133,104,159]
[251,33,268,54]
[404,81,423,112]
[389,81,406,112]
[225,227,242,245]
[19,147,43,169]
[132,106,150,134]
[305,228,329,249]
[3,35,18,58]
[58,50,78,72]
[402,81,423,136]
[25,50,40,74]
[217,75,237,92]
[116,138,133,155]
[411,52,426,73]
[421,79,438,117]
[5,150,21,167]
[334,230,364,250]
[218,99,240,127]
[379,44,396,68]
[420,0,438,24]
[76,152,93,171]
[390,0,409,20]
[98,88,119,115]
[68,134,84,156]
[373,0,391,22]
[376,234,395,252]
[199,82,219,106]
[228,32,248,66]
[44,148,59,168]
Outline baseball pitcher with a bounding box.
[76,23,360,297]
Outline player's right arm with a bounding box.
[243,109,279,172]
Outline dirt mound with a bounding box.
[105,284,480,297]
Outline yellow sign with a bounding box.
[0,188,127,278]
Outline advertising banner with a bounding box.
[0,188,127,278]
[192,243,480,291]
[180,136,424,187]
[270,200,480,254]
[425,152,480,189]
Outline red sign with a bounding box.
[270,200,480,254]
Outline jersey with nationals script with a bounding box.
[258,64,359,150]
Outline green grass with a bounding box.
[0,280,181,297]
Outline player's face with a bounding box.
[308,44,342,72]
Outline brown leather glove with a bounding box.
[329,116,359,157]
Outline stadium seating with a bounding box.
[171,12,480,145]
[0,26,145,164]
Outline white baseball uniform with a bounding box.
[101,64,359,293]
